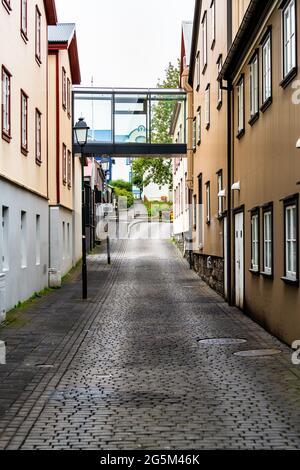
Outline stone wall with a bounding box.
[192,254,224,297]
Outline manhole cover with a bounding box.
[234,349,282,357]
[197,338,247,345]
[35,364,56,369]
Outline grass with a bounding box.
[144,200,173,217]
[0,287,55,330]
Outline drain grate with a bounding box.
[234,349,282,358]
[197,338,247,346]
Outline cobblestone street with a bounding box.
[0,239,300,450]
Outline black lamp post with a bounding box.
[74,117,90,300]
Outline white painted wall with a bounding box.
[143,182,172,202]
[0,180,49,311]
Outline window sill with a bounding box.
[202,64,207,75]
[35,56,42,67]
[280,67,297,89]
[21,30,28,43]
[206,220,211,226]
[196,85,200,92]
[249,112,259,127]
[35,159,42,166]
[21,147,28,156]
[2,131,11,143]
[236,129,245,140]
[249,268,260,276]
[197,140,201,146]
[211,39,216,51]
[281,276,299,286]
[260,97,272,113]
[260,271,273,279]
[2,0,12,13]
[217,100,223,111]
[206,123,210,131]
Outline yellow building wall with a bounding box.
[0,0,48,198]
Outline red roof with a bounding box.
[44,0,57,25]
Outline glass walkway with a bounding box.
[73,88,187,158]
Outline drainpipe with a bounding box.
[226,80,233,306]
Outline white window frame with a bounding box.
[211,0,216,47]
[263,210,272,275]
[35,6,42,63]
[206,182,211,224]
[202,12,207,72]
[251,213,259,272]
[196,51,200,90]
[193,118,197,150]
[285,203,297,280]
[283,0,296,78]
[217,172,223,217]
[21,0,28,37]
[205,85,210,128]
[262,33,272,103]
[217,56,223,107]
[197,108,201,144]
[250,53,259,118]
[21,90,28,152]
[2,66,11,139]
[35,109,42,163]
[237,77,244,134]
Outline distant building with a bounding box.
[48,22,81,287]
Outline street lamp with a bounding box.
[74,117,90,300]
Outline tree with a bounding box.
[132,61,180,190]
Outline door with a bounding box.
[235,212,244,309]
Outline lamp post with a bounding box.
[74,117,90,300]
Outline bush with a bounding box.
[111,180,133,193]
[114,187,134,208]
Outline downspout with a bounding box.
[227,80,233,306]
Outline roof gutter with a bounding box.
[188,0,202,87]
[220,0,274,81]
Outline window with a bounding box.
[249,53,259,120]
[62,68,67,110]
[193,195,197,229]
[192,118,196,150]
[67,78,71,117]
[35,6,42,63]
[217,171,223,217]
[21,211,27,268]
[197,108,201,145]
[205,84,210,129]
[202,12,207,72]
[284,198,298,281]
[67,223,70,257]
[196,51,200,90]
[1,206,9,271]
[217,55,223,108]
[237,76,245,136]
[2,0,11,13]
[2,66,11,141]
[251,212,259,272]
[21,0,28,38]
[35,109,42,164]
[211,0,215,47]
[62,222,66,260]
[263,207,273,275]
[36,215,41,265]
[206,182,211,224]
[63,144,67,184]
[262,32,272,104]
[67,150,72,188]
[21,91,28,154]
[282,0,296,79]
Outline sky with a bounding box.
[55,0,195,88]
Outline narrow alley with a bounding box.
[0,239,299,450]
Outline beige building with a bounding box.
[220,0,300,345]
[188,0,232,296]
[48,23,82,287]
[0,0,57,312]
